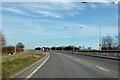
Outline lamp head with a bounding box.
[113,2,118,4]
[82,2,87,3]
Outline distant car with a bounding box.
[44,50,47,52]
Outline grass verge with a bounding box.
[2,51,46,78]
[1,50,30,57]
[1,51,29,57]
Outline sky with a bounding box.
[1,2,118,50]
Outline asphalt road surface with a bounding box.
[13,51,119,78]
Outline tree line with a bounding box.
[35,35,119,51]
[0,31,119,54]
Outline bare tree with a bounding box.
[102,35,113,48]
[0,31,6,47]
[113,35,118,47]
[102,35,117,50]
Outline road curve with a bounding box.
[29,51,118,78]
[9,51,118,78]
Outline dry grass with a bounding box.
[2,51,46,78]
[1,50,30,57]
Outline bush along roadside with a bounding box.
[2,51,46,78]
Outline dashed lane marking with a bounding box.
[96,66,109,72]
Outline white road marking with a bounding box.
[96,66,109,72]
[75,58,80,61]
[68,56,71,58]
[57,53,62,54]
[24,53,50,80]
[10,53,50,78]
[63,54,67,56]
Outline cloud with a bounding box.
[2,0,120,2]
[3,7,23,14]
[2,7,37,17]
[2,6,61,18]
[2,2,117,37]
[23,2,85,17]
[35,10,62,18]
[57,2,85,11]
[2,2,86,18]
[90,4,97,9]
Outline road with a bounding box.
[12,51,119,78]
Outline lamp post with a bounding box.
[14,33,23,54]
[82,2,118,51]
[26,37,30,50]
[64,27,83,51]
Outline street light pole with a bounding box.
[14,33,23,54]
[62,41,63,50]
[64,27,83,51]
[100,6,102,51]
[15,36,16,54]
[82,2,118,51]
[73,28,75,51]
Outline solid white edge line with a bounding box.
[68,56,71,58]
[10,52,50,78]
[75,58,80,61]
[25,53,50,79]
[96,66,109,72]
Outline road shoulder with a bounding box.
[9,52,50,78]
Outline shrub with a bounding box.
[2,46,24,54]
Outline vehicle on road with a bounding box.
[44,50,47,52]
